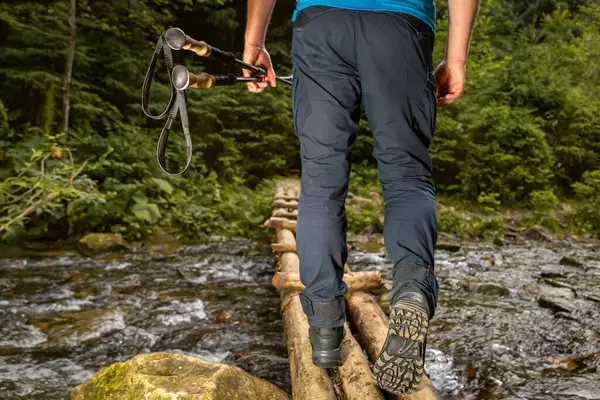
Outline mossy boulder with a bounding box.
[71,352,290,400]
[78,233,130,256]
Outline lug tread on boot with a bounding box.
[372,300,429,394]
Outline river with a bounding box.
[0,238,598,399]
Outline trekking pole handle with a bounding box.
[172,66,264,90]
[165,28,235,63]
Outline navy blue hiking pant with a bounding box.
[292,6,439,328]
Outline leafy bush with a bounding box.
[572,170,600,236]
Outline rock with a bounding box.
[71,352,290,400]
[459,281,510,297]
[559,256,584,268]
[493,237,505,247]
[215,310,233,323]
[78,233,129,256]
[73,288,99,299]
[29,308,125,346]
[436,242,461,252]
[143,234,184,255]
[524,225,553,242]
[537,286,575,314]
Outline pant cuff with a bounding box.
[299,294,346,328]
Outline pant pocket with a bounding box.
[411,73,437,144]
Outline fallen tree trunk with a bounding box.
[264,217,297,231]
[272,199,299,210]
[273,208,298,219]
[271,229,296,253]
[334,323,385,400]
[347,291,440,400]
[281,294,337,400]
[273,270,383,293]
[275,234,336,400]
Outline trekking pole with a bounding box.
[165,28,292,85]
[172,65,270,90]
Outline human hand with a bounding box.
[242,43,276,93]
[433,59,466,106]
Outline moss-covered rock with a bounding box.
[78,233,130,256]
[71,352,290,400]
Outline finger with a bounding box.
[247,82,260,92]
[268,68,277,87]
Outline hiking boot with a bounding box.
[309,326,344,368]
[372,291,430,394]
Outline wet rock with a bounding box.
[71,352,290,400]
[437,242,461,252]
[78,233,129,256]
[143,234,184,255]
[553,353,599,373]
[524,225,553,242]
[493,237,505,247]
[537,286,575,314]
[29,308,125,346]
[215,310,233,323]
[459,280,510,297]
[69,271,89,282]
[559,256,584,268]
[73,288,99,299]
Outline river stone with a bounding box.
[78,233,130,256]
[143,234,184,255]
[71,352,290,400]
[524,225,553,242]
[436,242,461,252]
[459,280,510,297]
[29,308,125,347]
[559,256,584,268]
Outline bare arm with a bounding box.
[446,0,480,63]
[243,0,278,92]
[245,0,277,47]
[434,0,480,106]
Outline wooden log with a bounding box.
[273,208,298,219]
[273,271,383,293]
[335,323,385,400]
[272,199,299,210]
[347,291,441,400]
[281,293,337,400]
[271,229,297,253]
[264,217,297,231]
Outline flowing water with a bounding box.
[0,238,599,399]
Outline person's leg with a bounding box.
[292,7,361,367]
[356,11,438,393]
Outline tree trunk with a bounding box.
[61,0,76,141]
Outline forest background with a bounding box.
[1,0,599,244]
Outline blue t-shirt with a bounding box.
[292,0,436,32]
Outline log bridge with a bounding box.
[264,180,440,400]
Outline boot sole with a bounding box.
[312,348,343,368]
[372,300,428,394]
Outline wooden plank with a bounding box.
[334,323,385,400]
[273,199,299,210]
[264,217,297,231]
[273,270,382,293]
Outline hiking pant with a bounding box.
[292,6,439,328]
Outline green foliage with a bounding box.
[437,207,468,236]
[572,170,600,237]
[1,0,600,242]
[530,190,559,211]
